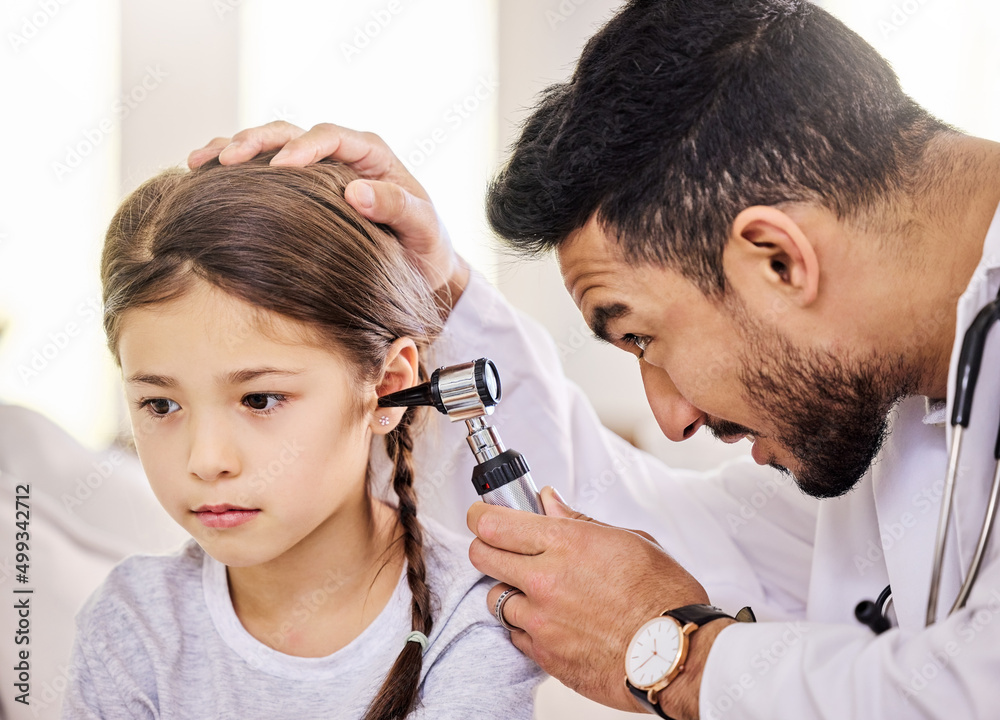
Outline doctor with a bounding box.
[191,1,1000,717]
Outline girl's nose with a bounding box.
[186,413,241,481]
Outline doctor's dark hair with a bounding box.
[487,0,951,295]
[101,155,442,720]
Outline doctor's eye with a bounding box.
[621,334,651,358]
[138,398,180,417]
[242,393,287,415]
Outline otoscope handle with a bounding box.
[483,474,545,514]
[472,449,545,515]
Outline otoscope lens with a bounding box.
[474,358,501,407]
[485,364,499,400]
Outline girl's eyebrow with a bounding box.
[224,368,305,385]
[126,373,176,388]
[125,368,304,388]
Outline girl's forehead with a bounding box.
[117,279,344,375]
[121,279,321,348]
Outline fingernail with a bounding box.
[552,487,569,505]
[218,142,240,162]
[354,181,374,209]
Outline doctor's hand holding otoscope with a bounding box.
[378,358,546,515]
[379,357,549,635]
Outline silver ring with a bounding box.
[494,587,524,631]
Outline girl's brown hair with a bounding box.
[102,154,443,720]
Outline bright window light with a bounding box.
[0,0,121,449]
[239,0,500,278]
[819,0,1000,141]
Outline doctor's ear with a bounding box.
[722,205,820,310]
[371,338,419,434]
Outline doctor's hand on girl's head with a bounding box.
[188,121,469,303]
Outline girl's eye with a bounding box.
[140,398,180,416]
[242,393,286,414]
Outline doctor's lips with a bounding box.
[705,417,756,444]
[192,503,261,529]
[705,418,775,465]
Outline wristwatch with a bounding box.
[624,604,754,718]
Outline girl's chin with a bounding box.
[192,533,284,569]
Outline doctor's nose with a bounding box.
[186,414,241,481]
[639,359,705,442]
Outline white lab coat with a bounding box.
[388,201,1000,719]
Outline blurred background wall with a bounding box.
[1,1,999,717]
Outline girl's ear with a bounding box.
[371,338,419,435]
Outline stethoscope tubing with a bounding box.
[951,460,1000,613]
[926,425,966,624]
[925,289,1000,627]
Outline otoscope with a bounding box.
[378,358,545,515]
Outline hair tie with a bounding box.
[405,630,429,652]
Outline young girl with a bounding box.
[63,156,541,718]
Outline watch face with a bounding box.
[625,616,683,688]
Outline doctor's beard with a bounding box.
[730,306,920,499]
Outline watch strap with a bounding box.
[626,679,676,719]
[663,603,733,627]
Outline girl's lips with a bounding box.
[193,506,260,529]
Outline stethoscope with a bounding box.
[856,286,1000,634]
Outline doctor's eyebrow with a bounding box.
[589,303,632,344]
